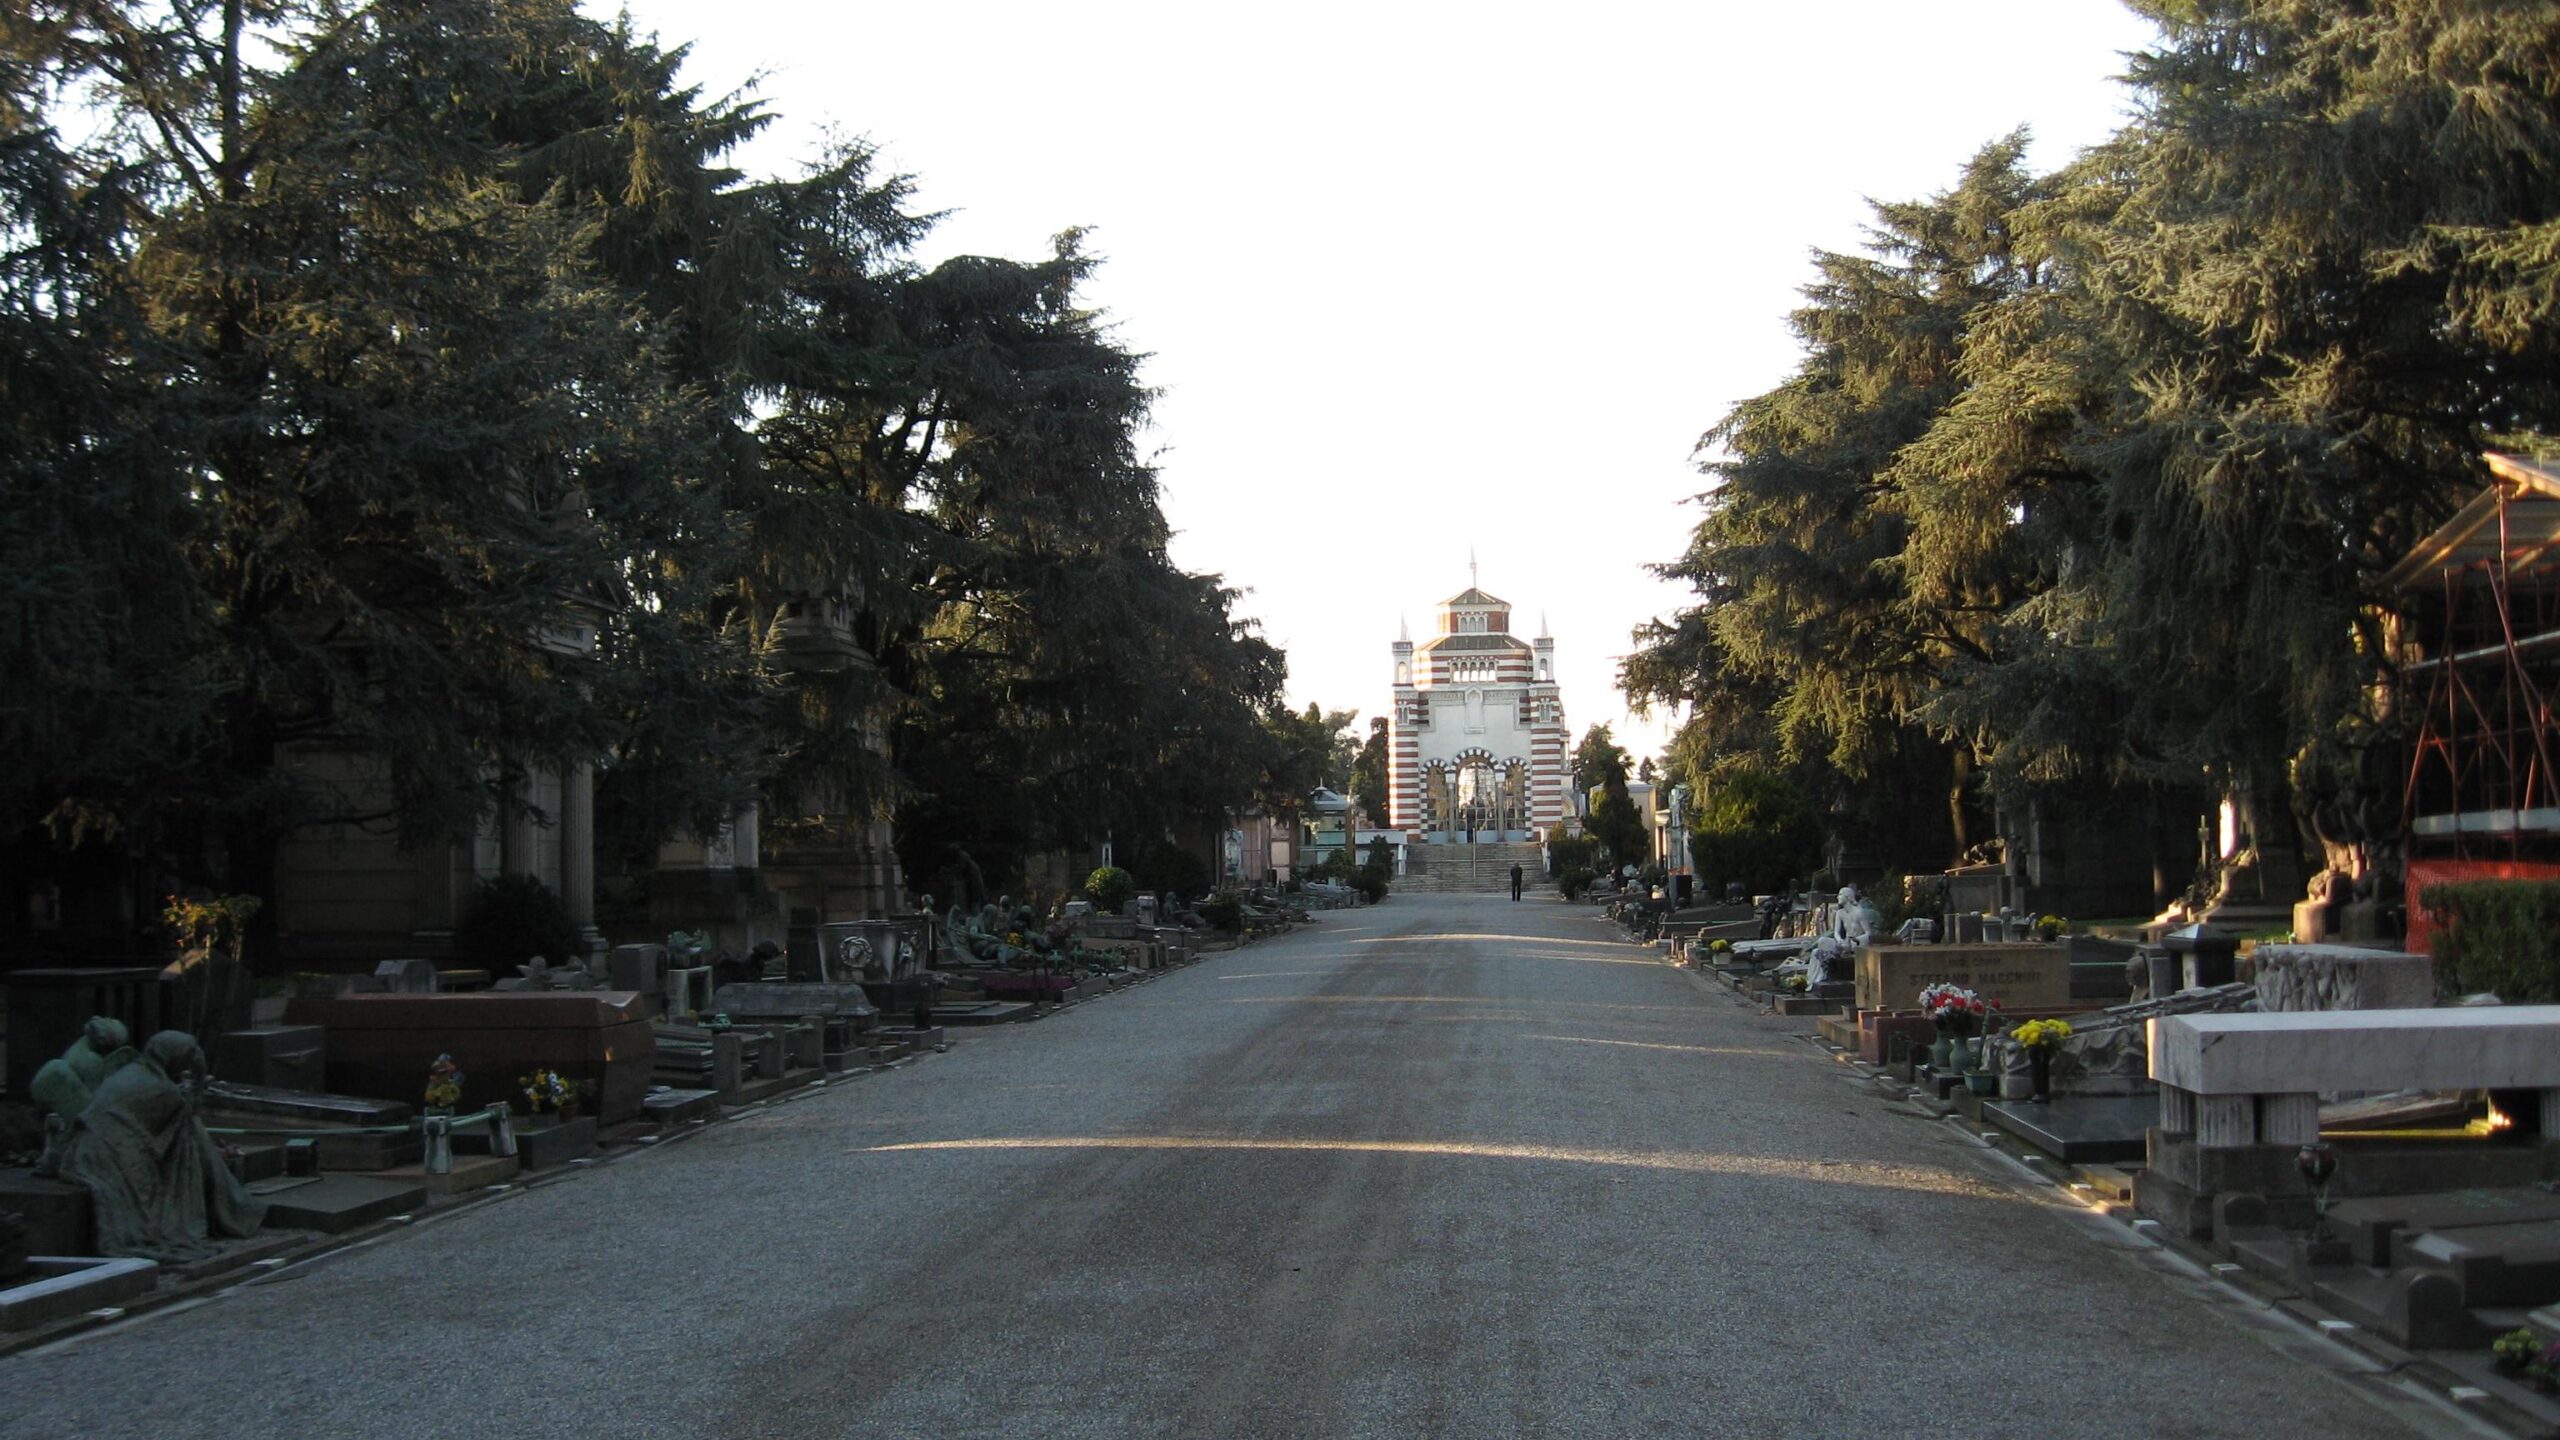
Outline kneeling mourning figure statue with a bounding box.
[56,1030,266,1262]
[29,1016,137,1176]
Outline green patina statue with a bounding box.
[28,1016,135,1177]
[960,904,1028,965]
[57,1031,266,1262]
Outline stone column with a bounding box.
[2196,1095,2256,1149]
[561,757,597,937]
[500,765,539,879]
[2260,1093,2320,1147]
[2158,1085,2193,1137]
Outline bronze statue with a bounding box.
[58,1031,266,1261]
[28,1016,135,1176]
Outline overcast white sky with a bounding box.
[604,0,2162,763]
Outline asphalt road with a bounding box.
[0,893,2458,1439]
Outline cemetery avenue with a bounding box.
[0,896,2450,1439]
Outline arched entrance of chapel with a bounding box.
[1431,747,1529,842]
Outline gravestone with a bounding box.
[2396,1220,2560,1307]
[713,981,873,1071]
[0,1171,92,1255]
[281,992,656,1124]
[213,1027,326,1091]
[372,959,439,994]
[2331,1189,2560,1269]
[1854,943,2073,1013]
[2252,944,2435,1013]
[607,944,668,998]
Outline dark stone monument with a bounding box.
[212,1026,327,1091]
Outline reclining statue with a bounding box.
[952,904,1028,965]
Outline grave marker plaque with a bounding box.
[1854,943,2073,1013]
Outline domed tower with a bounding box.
[1387,582,1566,842]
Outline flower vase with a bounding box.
[2028,1047,2054,1102]
[1930,1036,1954,1070]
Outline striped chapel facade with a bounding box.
[1387,586,1568,842]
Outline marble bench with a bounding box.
[2149,1007,2560,1149]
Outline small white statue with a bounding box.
[1829,885,1879,947]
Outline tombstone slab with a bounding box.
[2329,1188,2560,1269]
[200,1081,411,1126]
[1854,943,2074,1013]
[639,1088,719,1125]
[1981,1096,2155,1163]
[512,1116,596,1169]
[2396,1220,2560,1307]
[711,982,878,1027]
[249,1175,429,1233]
[378,1153,519,1196]
[0,1256,159,1331]
[928,1001,1035,1026]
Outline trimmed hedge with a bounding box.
[1085,865,1137,916]
[456,874,581,970]
[1354,862,1389,904]
[2421,881,2560,1001]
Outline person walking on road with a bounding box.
[1510,863,1524,901]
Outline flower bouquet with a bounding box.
[1918,983,1992,1038]
[423,1053,464,1113]
[2013,1018,2074,1050]
[520,1067,577,1116]
[2490,1328,2560,1390]
[2013,1017,2073,1102]
[2034,913,2068,942]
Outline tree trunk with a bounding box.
[1947,747,1974,858]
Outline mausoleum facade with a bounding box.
[1387,585,1568,843]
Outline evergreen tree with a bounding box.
[0,39,211,840]
[1348,716,1391,827]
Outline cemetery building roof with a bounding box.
[2384,452,2560,592]
[1439,587,1506,608]
[1418,633,1531,653]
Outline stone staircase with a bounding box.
[1397,842,1547,894]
